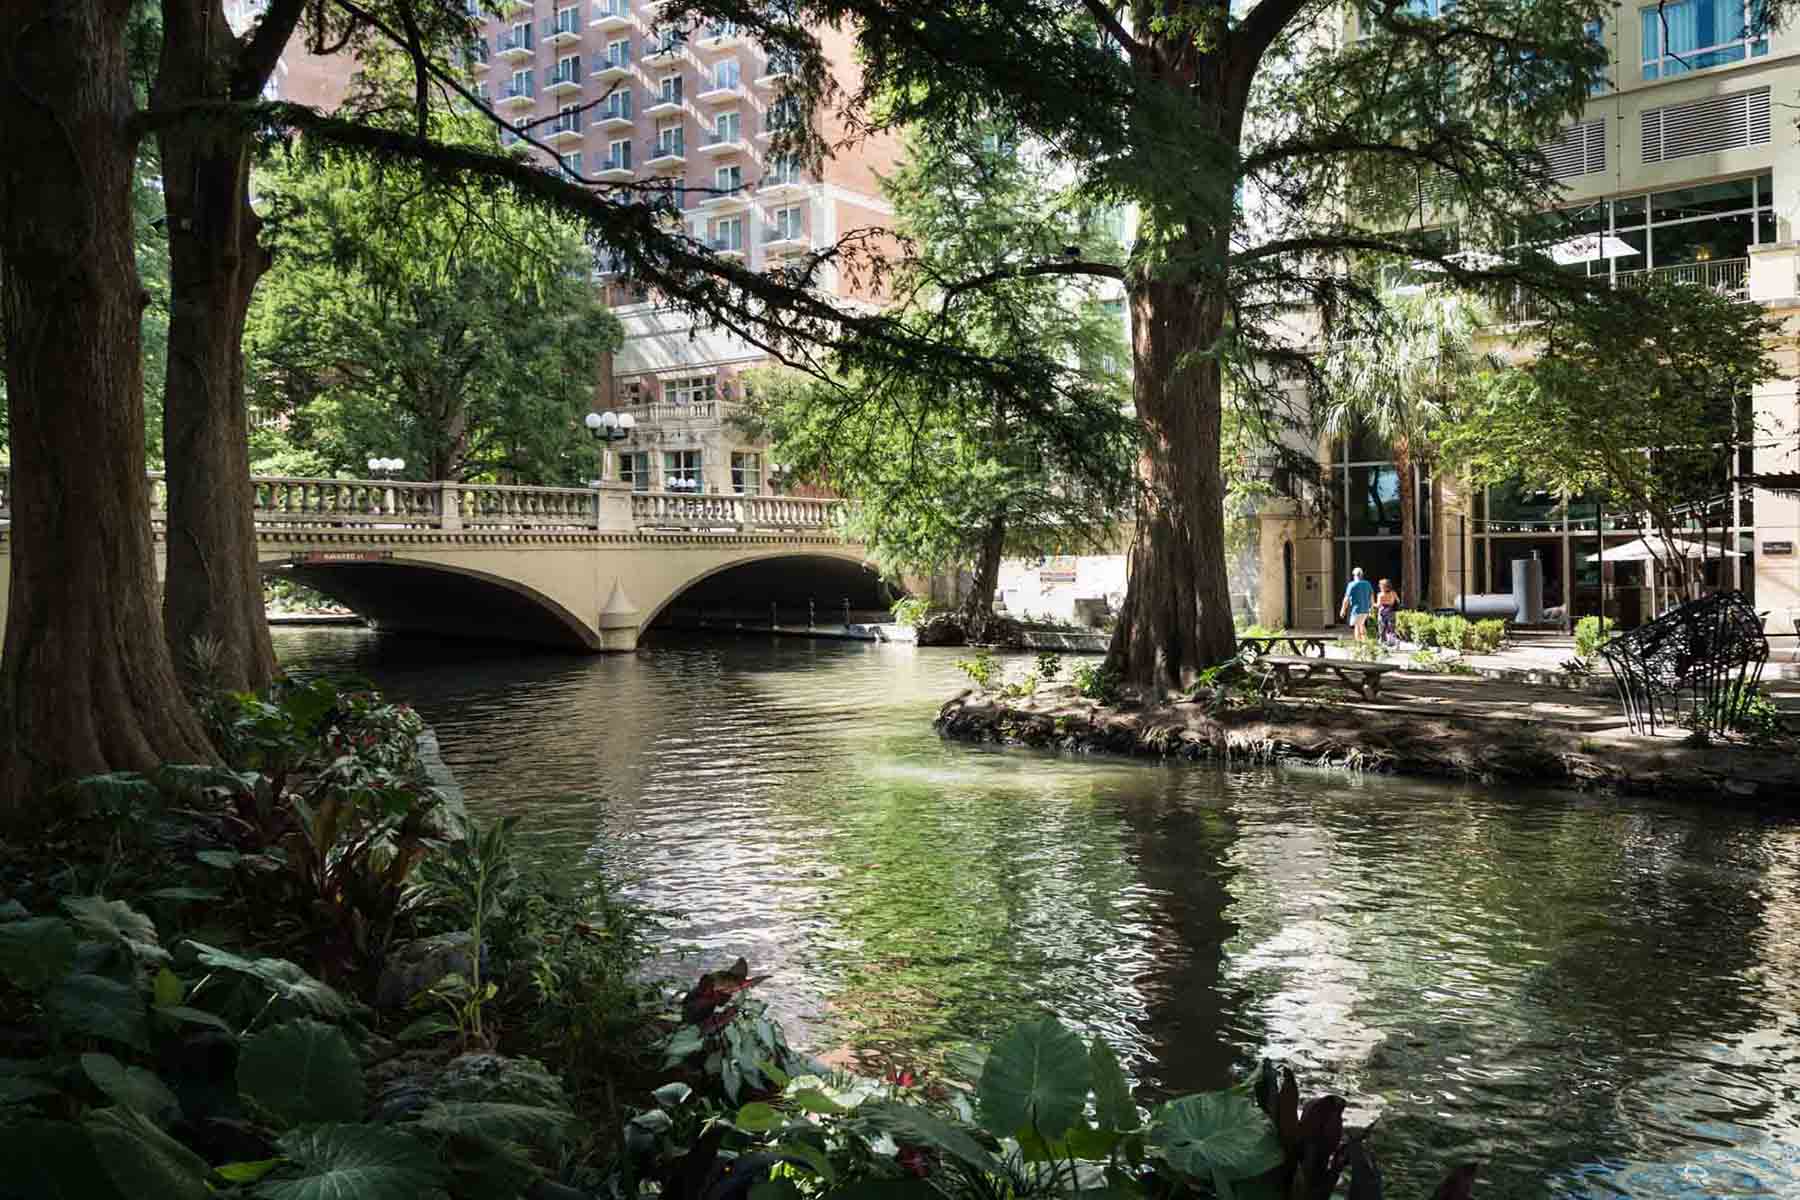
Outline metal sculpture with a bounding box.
[1599,590,1768,735]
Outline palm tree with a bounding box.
[1321,289,1493,609]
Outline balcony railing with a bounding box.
[591,0,632,26]
[647,135,685,163]
[628,400,720,423]
[496,26,533,54]
[763,223,805,244]
[549,112,584,137]
[500,79,534,102]
[1496,257,1751,324]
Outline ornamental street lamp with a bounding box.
[584,410,638,442]
[367,456,405,480]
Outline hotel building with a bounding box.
[467,0,900,495]
[1256,0,1800,635]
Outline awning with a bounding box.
[1736,471,1800,495]
[1547,234,1638,266]
[1583,535,1741,562]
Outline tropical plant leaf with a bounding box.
[145,887,222,902]
[0,915,77,991]
[773,1137,837,1184]
[0,1075,62,1104]
[1090,1038,1137,1133]
[663,1024,705,1063]
[216,1159,285,1183]
[1149,1091,1286,1191]
[258,1124,446,1200]
[1019,1124,1121,1163]
[652,1081,693,1108]
[0,898,29,920]
[396,1014,457,1043]
[82,1052,179,1120]
[196,850,243,870]
[186,941,352,1020]
[153,1004,231,1031]
[413,1101,578,1149]
[977,1016,1091,1140]
[48,972,149,1050]
[85,1105,213,1200]
[63,896,169,964]
[0,1118,119,1199]
[787,1087,847,1116]
[239,1019,365,1128]
[858,1101,1000,1174]
[66,773,163,815]
[734,1101,783,1132]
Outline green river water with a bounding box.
[271,627,1800,1198]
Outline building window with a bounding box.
[1641,0,1767,79]
[664,450,703,489]
[763,156,801,187]
[594,0,628,18]
[655,121,684,157]
[713,111,741,144]
[655,74,682,105]
[711,216,744,251]
[716,164,742,194]
[555,103,581,135]
[601,90,632,120]
[770,204,803,241]
[605,138,631,170]
[666,375,716,407]
[1538,172,1771,292]
[474,80,490,101]
[605,38,630,68]
[507,68,533,99]
[713,60,740,90]
[618,450,650,491]
[731,452,762,495]
[553,54,580,84]
[552,6,580,35]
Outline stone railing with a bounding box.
[0,469,847,538]
[628,399,721,424]
[631,491,843,532]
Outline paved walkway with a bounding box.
[1267,629,1800,730]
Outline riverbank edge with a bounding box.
[934,687,1800,801]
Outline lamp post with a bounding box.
[367,456,405,480]
[584,411,637,484]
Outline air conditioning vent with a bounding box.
[1642,86,1771,164]
[1542,119,1606,179]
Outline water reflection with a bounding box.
[273,628,1800,1199]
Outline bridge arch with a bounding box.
[641,548,892,630]
[260,555,601,651]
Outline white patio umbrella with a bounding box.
[1584,536,1741,616]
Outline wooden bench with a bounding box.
[1237,634,1335,658]
[1253,654,1401,701]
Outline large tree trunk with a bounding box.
[153,0,279,693]
[0,0,217,816]
[1394,438,1419,608]
[960,512,1007,644]
[1105,275,1237,693]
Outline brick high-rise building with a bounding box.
[469,0,901,495]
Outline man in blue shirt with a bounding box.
[1340,567,1374,640]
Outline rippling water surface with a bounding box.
[273,627,1800,1198]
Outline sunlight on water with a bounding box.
[274,627,1800,1200]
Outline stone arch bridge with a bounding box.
[0,474,884,652]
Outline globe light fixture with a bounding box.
[367,456,405,479]
[584,411,637,442]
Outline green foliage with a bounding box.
[1683,682,1788,744]
[1072,661,1123,705]
[239,1020,365,1128]
[1442,280,1780,587]
[1034,652,1063,682]
[1469,619,1508,655]
[245,137,622,484]
[977,1016,1091,1138]
[1394,610,1434,646]
[1574,615,1617,660]
[260,1124,448,1200]
[890,597,933,627]
[1151,1091,1287,1193]
[954,650,1000,691]
[1431,616,1471,654]
[409,818,518,1045]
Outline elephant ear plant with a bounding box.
[621,965,1481,1200]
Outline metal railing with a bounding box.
[1498,257,1752,324]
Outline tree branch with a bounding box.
[938,258,1126,304]
[232,0,310,100]
[1080,0,1144,62]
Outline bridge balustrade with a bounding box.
[0,467,845,535]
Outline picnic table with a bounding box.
[1253,654,1400,702]
[1237,634,1335,658]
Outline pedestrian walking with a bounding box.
[1340,567,1374,641]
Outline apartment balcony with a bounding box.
[645,138,686,169]
[698,129,747,156]
[694,79,743,105]
[589,0,635,31]
[753,61,796,88]
[708,236,746,261]
[699,186,751,213]
[460,41,491,71]
[643,89,684,118]
[762,226,807,252]
[756,121,798,143]
[543,12,583,45]
[595,156,635,181]
[756,174,805,201]
[591,55,632,84]
[627,399,721,426]
[496,82,535,109]
[593,106,635,130]
[496,29,534,60]
[695,23,742,50]
[1497,257,1751,324]
[544,66,583,95]
[544,114,584,144]
[642,38,686,66]
[493,0,531,15]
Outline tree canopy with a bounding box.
[245,131,621,484]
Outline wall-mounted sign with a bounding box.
[1763,541,1794,556]
[290,551,395,565]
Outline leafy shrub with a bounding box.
[1035,651,1063,681]
[889,597,932,627]
[953,649,1000,690]
[1575,615,1616,660]
[1469,618,1507,655]
[1685,681,1788,743]
[1237,622,1285,638]
[1394,610,1435,646]
[1072,660,1123,704]
[1430,615,1471,653]
[1343,638,1386,662]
